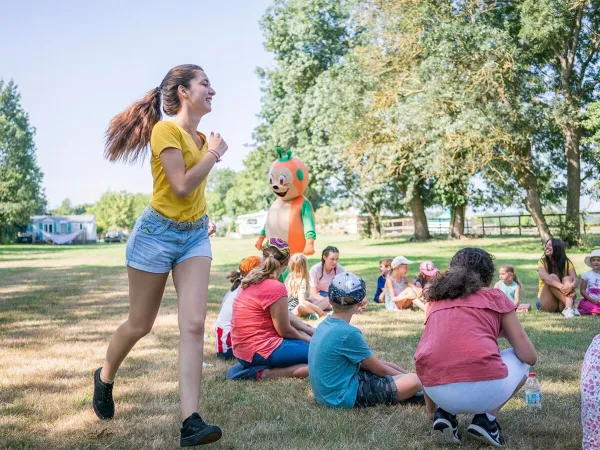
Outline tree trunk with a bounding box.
[407,189,431,241]
[449,204,466,239]
[563,122,582,246]
[367,211,382,238]
[512,142,552,244]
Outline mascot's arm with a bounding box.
[255,227,266,250]
[301,199,316,255]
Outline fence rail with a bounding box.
[374,212,600,237]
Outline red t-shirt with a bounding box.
[414,288,516,387]
[231,278,287,362]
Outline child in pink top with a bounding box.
[414,248,537,447]
[228,238,314,381]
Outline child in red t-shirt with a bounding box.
[414,248,537,447]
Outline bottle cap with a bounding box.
[528,372,536,377]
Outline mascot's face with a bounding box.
[269,157,309,202]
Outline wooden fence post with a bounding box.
[518,215,522,236]
[499,217,503,236]
[481,217,485,236]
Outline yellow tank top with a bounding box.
[149,121,207,222]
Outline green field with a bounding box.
[1,235,597,449]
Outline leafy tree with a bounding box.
[88,190,135,234]
[516,0,600,244]
[0,80,46,243]
[206,168,237,221]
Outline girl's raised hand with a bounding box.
[208,132,228,157]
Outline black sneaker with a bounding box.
[433,408,461,445]
[180,413,222,447]
[467,414,505,447]
[92,367,114,420]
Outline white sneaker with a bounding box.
[562,307,575,319]
[572,305,581,316]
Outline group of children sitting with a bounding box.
[213,238,544,447]
[373,256,530,313]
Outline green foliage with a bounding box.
[0,80,46,243]
[206,168,237,221]
[87,191,149,235]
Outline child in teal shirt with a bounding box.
[308,272,422,408]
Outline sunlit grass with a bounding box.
[0,235,596,449]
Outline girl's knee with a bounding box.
[179,316,206,337]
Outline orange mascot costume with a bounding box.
[255,148,316,255]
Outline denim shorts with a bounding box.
[238,339,309,368]
[125,207,212,273]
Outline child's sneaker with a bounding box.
[180,412,222,447]
[226,363,267,381]
[92,367,114,420]
[433,408,461,445]
[562,307,575,319]
[572,305,581,316]
[467,414,505,447]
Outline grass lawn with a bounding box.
[1,235,597,449]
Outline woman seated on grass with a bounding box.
[227,238,313,381]
[537,238,579,318]
[415,248,537,447]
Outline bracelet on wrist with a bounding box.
[207,149,222,163]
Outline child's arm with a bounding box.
[514,284,521,307]
[288,312,314,335]
[381,361,407,374]
[270,298,311,343]
[493,281,499,289]
[580,279,599,304]
[361,355,403,377]
[501,311,537,366]
[385,278,396,300]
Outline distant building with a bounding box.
[27,214,98,244]
[235,210,267,237]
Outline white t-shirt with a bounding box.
[309,263,345,293]
[215,287,239,354]
[582,270,600,301]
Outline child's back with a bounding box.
[308,317,372,408]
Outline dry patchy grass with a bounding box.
[0,236,596,449]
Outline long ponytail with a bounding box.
[241,247,289,289]
[104,64,204,163]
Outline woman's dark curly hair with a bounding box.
[427,248,496,301]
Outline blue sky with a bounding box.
[1,0,274,208]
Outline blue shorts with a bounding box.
[125,207,212,273]
[319,290,329,298]
[238,339,309,368]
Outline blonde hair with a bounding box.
[500,264,520,286]
[286,253,310,296]
[241,246,289,289]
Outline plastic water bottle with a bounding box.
[525,372,542,408]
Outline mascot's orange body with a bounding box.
[255,149,316,255]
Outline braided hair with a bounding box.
[427,248,495,301]
[319,246,340,280]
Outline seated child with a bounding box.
[579,250,600,316]
[308,272,422,408]
[374,258,392,303]
[494,264,531,312]
[415,248,537,447]
[286,253,325,319]
[215,256,261,359]
[415,260,440,290]
[385,256,426,311]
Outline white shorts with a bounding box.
[424,349,530,415]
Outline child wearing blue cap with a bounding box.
[308,272,423,408]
